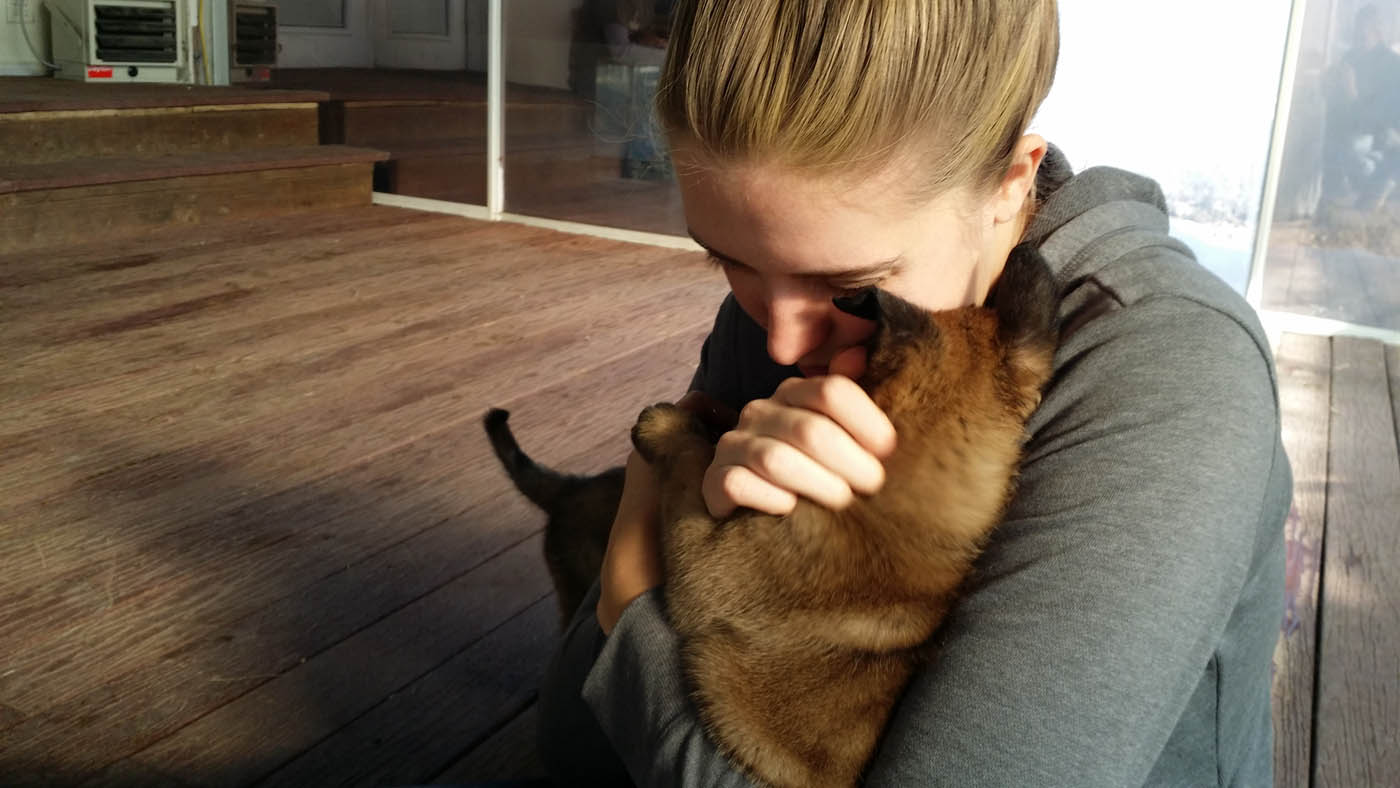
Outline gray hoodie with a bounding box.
[541,149,1290,787]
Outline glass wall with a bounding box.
[1262,0,1400,332]
[275,0,487,205]
[1034,0,1292,295]
[502,0,685,234]
[275,0,1396,337]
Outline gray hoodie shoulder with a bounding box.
[1026,158,1275,383]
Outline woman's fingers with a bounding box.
[732,398,885,496]
[702,462,800,518]
[696,372,896,518]
[770,375,897,459]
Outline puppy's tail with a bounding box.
[483,408,568,508]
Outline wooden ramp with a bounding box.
[1271,334,1400,788]
[0,205,728,786]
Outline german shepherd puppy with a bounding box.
[487,243,1058,787]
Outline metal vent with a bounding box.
[93,3,178,63]
[233,6,277,66]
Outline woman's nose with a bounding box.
[764,289,828,366]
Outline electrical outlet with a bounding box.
[7,0,38,24]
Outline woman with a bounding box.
[539,1,1290,785]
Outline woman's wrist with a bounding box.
[596,451,665,634]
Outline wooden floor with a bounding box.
[1264,221,1400,332]
[0,206,727,786]
[1271,333,1400,787]
[1,204,1396,785]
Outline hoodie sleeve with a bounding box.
[581,292,1284,787]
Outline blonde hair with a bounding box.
[654,0,1059,200]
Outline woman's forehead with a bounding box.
[676,159,966,273]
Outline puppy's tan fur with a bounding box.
[630,243,1058,787]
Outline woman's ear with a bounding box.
[992,134,1049,225]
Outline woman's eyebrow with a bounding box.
[688,228,903,279]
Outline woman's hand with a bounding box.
[702,345,896,518]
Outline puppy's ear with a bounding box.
[835,289,937,388]
[987,243,1059,351]
[832,288,934,344]
[832,288,879,321]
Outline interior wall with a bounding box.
[1,0,50,75]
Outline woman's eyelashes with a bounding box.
[704,252,883,296]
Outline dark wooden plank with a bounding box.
[0,214,523,349]
[433,703,545,784]
[0,221,563,398]
[393,146,619,207]
[106,535,553,787]
[0,325,704,761]
[0,106,319,167]
[0,317,709,719]
[0,146,389,194]
[0,330,697,775]
[0,250,713,515]
[1270,332,1331,788]
[0,76,328,113]
[270,67,584,106]
[0,204,436,287]
[0,163,374,256]
[0,194,729,782]
[258,597,559,788]
[1314,337,1400,787]
[507,177,688,237]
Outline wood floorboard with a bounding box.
[107,535,553,787]
[0,229,697,475]
[0,206,432,287]
[0,205,723,783]
[0,272,719,617]
[1312,337,1400,786]
[0,314,710,722]
[0,326,700,775]
[1270,333,1331,788]
[273,599,557,788]
[432,703,545,784]
[14,195,1391,784]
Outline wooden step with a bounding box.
[0,146,388,255]
[383,138,625,206]
[0,77,326,165]
[335,99,595,147]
